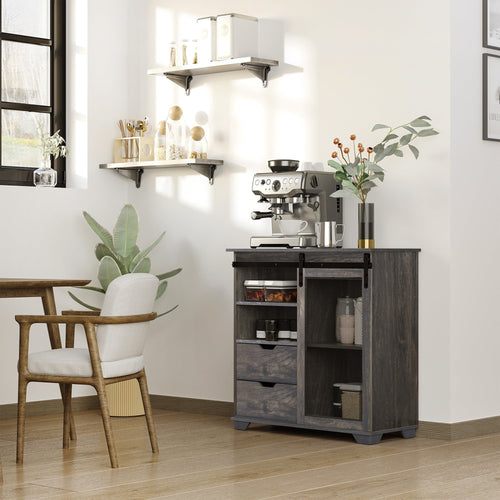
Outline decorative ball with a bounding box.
[157,120,166,135]
[190,126,205,141]
[195,111,209,125]
[168,106,183,121]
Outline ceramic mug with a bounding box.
[278,219,308,236]
[315,221,344,248]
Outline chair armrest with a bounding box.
[62,310,101,316]
[15,312,157,326]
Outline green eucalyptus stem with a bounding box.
[328,115,438,204]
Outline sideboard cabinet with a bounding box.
[228,248,419,444]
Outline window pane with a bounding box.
[2,109,49,167]
[2,0,50,39]
[1,41,50,105]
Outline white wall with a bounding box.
[132,0,452,422]
[449,2,500,422]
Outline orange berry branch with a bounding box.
[328,116,438,203]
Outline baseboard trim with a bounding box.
[418,416,500,440]
[150,395,234,417]
[1,395,497,442]
[0,395,99,420]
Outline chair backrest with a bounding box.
[97,273,159,362]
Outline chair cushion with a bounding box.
[97,273,159,362]
[28,348,144,378]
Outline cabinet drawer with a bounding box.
[236,380,297,422]
[236,343,297,384]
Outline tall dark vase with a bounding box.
[358,203,375,248]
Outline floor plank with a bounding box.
[0,409,498,499]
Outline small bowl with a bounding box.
[268,159,299,172]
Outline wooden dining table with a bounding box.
[0,278,91,349]
[0,278,91,479]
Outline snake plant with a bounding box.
[69,204,182,317]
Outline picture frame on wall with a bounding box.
[484,0,500,49]
[483,53,500,141]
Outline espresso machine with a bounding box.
[250,170,343,248]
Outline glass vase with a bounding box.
[358,202,374,248]
[34,159,57,187]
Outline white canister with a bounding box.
[354,297,363,345]
[216,13,258,60]
[197,16,216,63]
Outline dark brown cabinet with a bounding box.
[229,248,419,444]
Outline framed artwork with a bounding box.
[484,0,500,49]
[483,53,500,141]
[483,0,500,50]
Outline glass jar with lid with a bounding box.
[154,120,166,160]
[168,41,177,67]
[188,126,208,159]
[336,297,355,343]
[166,106,187,160]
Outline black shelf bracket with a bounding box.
[164,73,193,95]
[187,162,217,184]
[241,62,271,87]
[116,168,144,188]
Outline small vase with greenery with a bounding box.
[327,116,438,247]
[34,129,67,187]
[69,204,182,317]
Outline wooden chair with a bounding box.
[15,273,160,468]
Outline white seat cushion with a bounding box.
[28,348,144,378]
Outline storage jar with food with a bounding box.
[265,281,297,303]
[244,280,266,301]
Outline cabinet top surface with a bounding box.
[227,248,421,254]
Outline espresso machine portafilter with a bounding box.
[250,171,343,248]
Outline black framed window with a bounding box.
[0,0,65,187]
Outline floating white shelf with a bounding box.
[147,57,279,95]
[99,159,224,188]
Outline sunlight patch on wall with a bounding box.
[155,176,175,198]
[68,0,88,188]
[178,173,213,212]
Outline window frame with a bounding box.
[0,0,66,187]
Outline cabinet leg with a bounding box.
[401,428,416,439]
[234,421,250,431]
[353,433,382,445]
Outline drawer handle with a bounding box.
[260,382,276,388]
[260,344,276,350]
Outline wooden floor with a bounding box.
[0,409,499,498]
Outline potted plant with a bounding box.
[33,129,67,187]
[327,116,438,248]
[69,204,182,417]
[69,204,181,317]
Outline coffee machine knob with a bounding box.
[272,180,281,192]
[310,175,318,188]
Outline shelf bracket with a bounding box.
[187,162,217,185]
[116,168,144,188]
[164,73,193,95]
[241,63,271,87]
